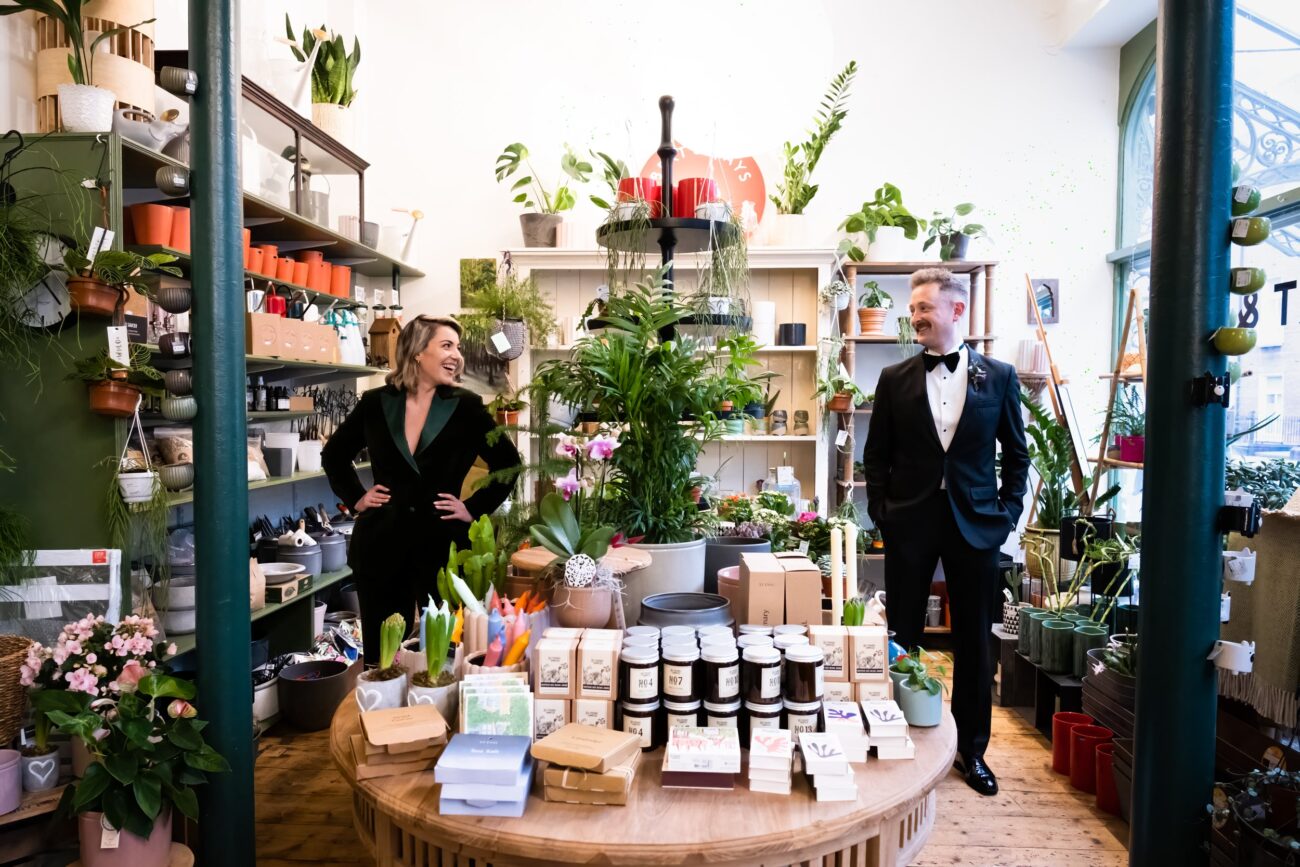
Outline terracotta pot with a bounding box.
[330,264,352,298]
[168,206,190,253]
[242,227,251,257]
[88,381,141,417]
[68,277,123,318]
[246,248,264,275]
[128,203,173,247]
[296,250,324,265]
[78,810,172,867]
[291,262,310,286]
[495,410,519,426]
[827,392,853,413]
[858,307,889,335]
[308,261,331,293]
[262,255,279,278]
[276,257,296,282]
[553,585,614,629]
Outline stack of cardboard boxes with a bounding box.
[799,732,857,802]
[822,701,870,763]
[863,699,915,760]
[532,724,642,806]
[747,728,795,795]
[532,628,622,740]
[736,552,823,628]
[435,733,534,817]
[246,311,342,364]
[661,726,742,790]
[352,704,449,781]
[806,624,892,703]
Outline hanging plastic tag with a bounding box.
[835,430,849,447]
[798,541,810,555]
[100,815,120,849]
[491,332,512,354]
[106,326,130,367]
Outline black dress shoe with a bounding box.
[955,754,999,796]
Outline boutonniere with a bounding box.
[969,360,988,392]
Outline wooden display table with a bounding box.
[329,701,957,866]
[509,545,653,577]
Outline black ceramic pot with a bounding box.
[703,537,771,594]
[277,660,359,731]
[638,592,734,629]
[777,323,807,346]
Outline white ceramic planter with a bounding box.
[58,84,115,132]
[355,670,408,711]
[764,213,807,247]
[626,538,707,626]
[162,607,196,635]
[864,226,915,262]
[311,103,353,146]
[407,680,458,727]
[152,576,196,610]
[21,751,59,792]
[297,440,324,473]
[118,471,159,504]
[252,677,279,725]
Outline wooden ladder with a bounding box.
[1089,285,1148,505]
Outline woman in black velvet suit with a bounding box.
[323,316,521,665]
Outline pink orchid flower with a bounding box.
[585,434,620,461]
[554,469,582,501]
[553,435,580,460]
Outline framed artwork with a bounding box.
[1028,278,1060,324]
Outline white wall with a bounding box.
[2,0,1124,428]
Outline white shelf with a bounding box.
[506,247,837,271]
[720,435,818,443]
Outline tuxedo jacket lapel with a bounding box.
[951,348,987,446]
[380,389,420,473]
[905,354,944,453]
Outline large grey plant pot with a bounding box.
[703,538,771,594]
[520,213,561,247]
[637,592,733,630]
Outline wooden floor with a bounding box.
[253,652,1130,867]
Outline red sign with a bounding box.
[639,142,766,231]
[92,550,107,564]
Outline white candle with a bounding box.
[845,522,858,604]
[830,527,844,627]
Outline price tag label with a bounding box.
[87,226,113,261]
[106,326,130,367]
[100,818,120,849]
[1231,218,1250,239]
[490,331,512,353]
[1236,270,1252,288]
[1234,186,1253,203]
[596,284,610,302]
[798,540,810,555]
[776,466,795,486]
[835,429,849,447]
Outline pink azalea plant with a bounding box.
[21,614,176,698]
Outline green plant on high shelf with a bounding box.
[459,268,558,350]
[837,183,926,262]
[713,333,776,415]
[285,16,361,107]
[690,212,751,344]
[487,386,527,417]
[922,202,988,261]
[814,338,867,410]
[495,142,592,214]
[1110,384,1145,439]
[859,281,893,310]
[1225,458,1300,510]
[64,247,182,300]
[0,2,154,88]
[532,277,734,543]
[588,150,630,211]
[769,61,858,215]
[67,344,163,389]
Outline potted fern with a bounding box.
[408,603,458,723]
[459,269,558,360]
[530,493,619,628]
[285,17,360,146]
[495,143,592,247]
[837,183,926,262]
[890,649,947,727]
[766,61,857,246]
[355,614,407,711]
[857,281,893,335]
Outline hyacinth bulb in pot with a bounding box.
[408,603,457,722]
[39,671,227,867]
[530,492,619,629]
[355,613,407,711]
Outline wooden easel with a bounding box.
[1089,286,1147,504]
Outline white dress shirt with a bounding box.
[925,341,968,455]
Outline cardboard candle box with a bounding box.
[535,638,577,699]
[822,701,869,762]
[855,680,892,702]
[435,733,532,787]
[738,552,786,625]
[278,316,302,360]
[459,685,533,739]
[534,698,570,740]
[265,574,311,605]
[360,704,449,752]
[582,629,622,642]
[572,699,614,729]
[578,641,619,701]
[848,625,888,681]
[543,785,629,806]
[798,732,850,777]
[748,728,793,772]
[543,627,586,640]
[246,312,282,357]
[318,325,341,363]
[530,724,641,774]
[665,726,742,774]
[823,681,855,703]
[776,553,824,628]
[861,700,909,740]
[287,395,314,412]
[542,747,640,797]
[297,320,318,361]
[807,625,848,682]
[875,737,916,760]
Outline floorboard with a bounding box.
[251,651,1130,866]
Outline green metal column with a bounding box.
[1131,2,1234,864]
[189,0,253,863]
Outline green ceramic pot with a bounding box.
[1072,602,1093,617]
[1041,620,1075,674]
[1027,610,1054,664]
[1115,602,1140,636]
[895,680,943,727]
[1073,625,1108,678]
[1061,612,1089,625]
[1018,607,1045,656]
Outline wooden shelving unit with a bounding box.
[167,462,370,507]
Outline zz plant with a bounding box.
[770,61,858,215]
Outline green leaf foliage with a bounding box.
[285,18,360,107]
[770,61,857,215]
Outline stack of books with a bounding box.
[459,672,534,738]
[822,701,870,763]
[747,728,794,795]
[531,724,643,806]
[862,700,915,760]
[435,733,534,817]
[798,732,856,802]
[661,726,741,790]
[352,705,449,781]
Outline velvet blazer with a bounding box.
[862,349,1029,550]
[322,384,522,575]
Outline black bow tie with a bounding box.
[924,351,961,373]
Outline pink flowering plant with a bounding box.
[42,672,228,839]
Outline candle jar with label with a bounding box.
[663,698,702,730]
[783,644,826,703]
[702,644,741,705]
[620,699,662,751]
[742,645,783,705]
[619,645,660,706]
[784,698,823,735]
[704,698,741,728]
[661,643,701,702]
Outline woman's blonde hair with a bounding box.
[385,316,463,390]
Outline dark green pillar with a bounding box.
[1131,2,1234,864]
[189,0,253,863]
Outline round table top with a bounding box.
[510,545,653,576]
[330,699,956,865]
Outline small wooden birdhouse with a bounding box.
[368,318,402,369]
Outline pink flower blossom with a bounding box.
[84,653,96,664]
[585,434,620,461]
[65,668,99,696]
[115,660,146,692]
[553,435,580,460]
[167,699,197,719]
[165,644,177,657]
[554,468,582,501]
[92,728,109,741]
[797,511,818,523]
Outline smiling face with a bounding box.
[909,281,966,353]
[415,325,463,387]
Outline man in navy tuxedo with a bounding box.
[863,267,1029,796]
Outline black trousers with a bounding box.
[881,490,999,759]
[354,569,424,668]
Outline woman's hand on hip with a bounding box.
[354,484,391,512]
[434,493,472,523]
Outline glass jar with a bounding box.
[660,625,696,643]
[619,644,660,706]
[743,699,783,745]
[704,699,741,728]
[662,643,701,702]
[621,699,661,751]
[773,634,810,652]
[783,644,825,703]
[663,698,701,730]
[742,645,783,705]
[625,625,660,640]
[784,698,823,735]
[701,644,741,704]
[622,634,659,649]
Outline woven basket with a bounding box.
[486,319,526,361]
[0,635,33,745]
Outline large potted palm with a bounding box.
[533,277,748,624]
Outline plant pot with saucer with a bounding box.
[68,277,123,318]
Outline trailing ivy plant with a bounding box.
[770,61,858,215]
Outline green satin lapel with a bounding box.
[417,395,459,456]
[380,390,419,473]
